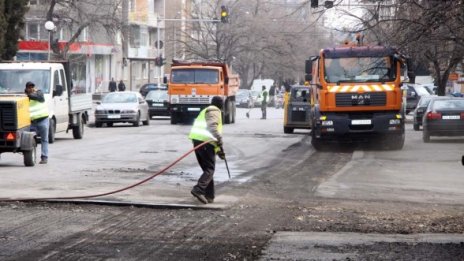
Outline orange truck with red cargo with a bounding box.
[168,60,240,124]
[306,44,413,150]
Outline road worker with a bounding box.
[189,96,225,204]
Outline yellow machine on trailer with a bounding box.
[0,96,37,166]
[283,85,312,134]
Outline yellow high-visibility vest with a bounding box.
[189,106,223,148]
[29,100,49,120]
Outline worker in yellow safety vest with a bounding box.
[189,96,225,204]
[25,81,49,164]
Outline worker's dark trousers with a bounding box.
[261,102,267,119]
[192,140,216,199]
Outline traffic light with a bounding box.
[155,55,165,67]
[220,5,229,23]
[310,0,318,8]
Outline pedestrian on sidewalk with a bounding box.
[260,85,268,119]
[189,96,226,204]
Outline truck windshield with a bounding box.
[0,70,51,94]
[171,69,219,84]
[324,56,396,84]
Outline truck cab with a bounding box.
[307,46,408,150]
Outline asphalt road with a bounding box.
[1,107,464,260]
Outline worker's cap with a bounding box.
[25,82,35,88]
[211,96,224,110]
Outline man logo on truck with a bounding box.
[351,94,371,105]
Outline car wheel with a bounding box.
[107,122,113,127]
[142,116,150,126]
[413,123,420,131]
[133,112,140,127]
[422,129,430,143]
[95,121,102,128]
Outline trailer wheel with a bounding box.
[48,118,56,144]
[72,115,84,139]
[23,141,37,167]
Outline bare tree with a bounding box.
[176,0,330,88]
[332,0,464,95]
[45,0,122,59]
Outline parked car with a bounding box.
[146,89,170,117]
[235,89,253,108]
[413,95,437,131]
[94,91,150,127]
[139,83,167,97]
[422,97,464,142]
[405,83,433,114]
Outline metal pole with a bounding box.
[157,16,160,88]
[48,31,51,60]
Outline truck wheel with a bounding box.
[387,133,405,150]
[170,113,178,124]
[224,100,232,124]
[284,127,294,134]
[413,123,419,131]
[23,142,36,167]
[95,121,102,128]
[231,103,236,123]
[133,112,140,127]
[72,116,84,139]
[48,118,56,144]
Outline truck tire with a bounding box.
[72,116,84,139]
[48,118,56,144]
[95,121,102,128]
[23,141,36,167]
[284,127,294,134]
[225,100,234,124]
[387,133,405,150]
[170,113,178,124]
[231,103,236,123]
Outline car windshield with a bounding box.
[324,56,395,83]
[102,93,138,103]
[432,99,464,110]
[0,70,51,94]
[171,69,219,84]
[146,90,168,101]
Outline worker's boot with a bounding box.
[191,187,208,204]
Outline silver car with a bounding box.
[95,91,150,127]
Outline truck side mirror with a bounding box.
[305,59,312,76]
[53,84,63,97]
[163,76,168,84]
[305,74,312,82]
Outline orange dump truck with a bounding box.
[306,45,412,150]
[168,60,240,124]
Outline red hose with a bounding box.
[0,140,210,202]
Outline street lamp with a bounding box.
[44,21,55,60]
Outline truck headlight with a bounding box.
[389,119,401,125]
[171,98,178,104]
